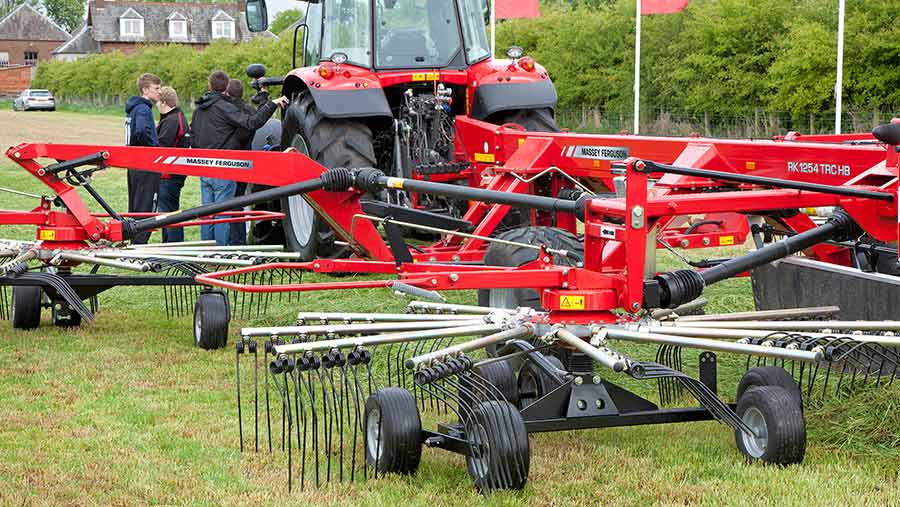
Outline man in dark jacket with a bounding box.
[125,72,161,244]
[191,70,287,245]
[156,86,191,243]
[225,78,253,246]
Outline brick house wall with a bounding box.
[0,65,34,95]
[0,39,64,65]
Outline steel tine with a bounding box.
[264,340,273,453]
[305,366,321,487]
[289,368,308,492]
[236,342,244,453]
[253,342,259,453]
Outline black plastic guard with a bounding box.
[751,256,900,320]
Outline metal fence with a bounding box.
[555,106,900,138]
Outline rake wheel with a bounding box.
[51,302,82,328]
[364,387,423,475]
[194,291,229,350]
[734,385,806,465]
[11,286,42,330]
[465,400,530,492]
[737,366,803,409]
[517,355,565,409]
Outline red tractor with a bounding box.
[244,0,559,259]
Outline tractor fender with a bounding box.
[468,59,558,120]
[282,68,392,120]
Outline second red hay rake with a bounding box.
[224,121,900,493]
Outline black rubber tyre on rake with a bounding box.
[465,360,520,406]
[737,366,803,408]
[477,226,584,310]
[11,285,42,330]
[364,387,423,475]
[465,400,530,492]
[277,92,377,260]
[517,355,565,409]
[734,385,806,465]
[51,302,82,327]
[194,291,230,350]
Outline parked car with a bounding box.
[13,89,56,111]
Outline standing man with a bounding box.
[225,78,253,246]
[156,86,191,243]
[125,73,162,244]
[190,70,287,246]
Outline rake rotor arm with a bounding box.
[125,175,329,238]
[350,169,585,219]
[649,210,861,309]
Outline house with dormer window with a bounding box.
[53,0,273,61]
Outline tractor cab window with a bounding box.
[322,0,372,67]
[374,0,461,69]
[458,0,490,63]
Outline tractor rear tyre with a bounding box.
[734,385,806,465]
[737,366,803,409]
[11,286,42,330]
[364,387,423,475]
[279,92,377,260]
[465,400,530,492]
[194,291,230,350]
[477,226,584,310]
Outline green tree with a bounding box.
[269,8,304,35]
[43,0,84,32]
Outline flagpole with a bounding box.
[834,0,845,134]
[634,0,641,134]
[490,0,496,57]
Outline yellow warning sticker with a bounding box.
[39,229,56,241]
[412,72,440,81]
[560,295,585,310]
[474,153,495,163]
[745,161,756,170]
[719,235,735,246]
[518,138,525,146]
[386,177,404,189]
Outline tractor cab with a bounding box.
[247,0,491,70]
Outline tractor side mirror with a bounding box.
[245,0,268,32]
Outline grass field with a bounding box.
[1,110,899,507]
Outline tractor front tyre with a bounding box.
[364,387,423,475]
[194,291,230,350]
[11,286,42,330]
[734,385,806,465]
[477,226,584,310]
[279,92,377,260]
[465,400,530,492]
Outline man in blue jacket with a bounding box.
[125,73,162,244]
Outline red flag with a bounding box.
[496,0,539,19]
[641,0,688,14]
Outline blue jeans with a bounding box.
[158,176,186,243]
[200,177,236,246]
[229,181,248,246]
